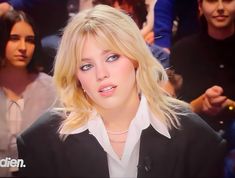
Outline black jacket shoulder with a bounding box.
[17,111,109,177]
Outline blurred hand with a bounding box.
[202,85,227,115]
[0,2,12,16]
[191,85,228,116]
[144,31,154,45]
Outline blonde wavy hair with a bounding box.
[53,5,189,134]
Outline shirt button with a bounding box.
[219,64,225,69]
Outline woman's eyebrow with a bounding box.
[81,58,93,62]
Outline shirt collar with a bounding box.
[67,95,171,139]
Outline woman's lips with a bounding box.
[15,55,27,60]
[213,15,228,21]
[98,85,117,97]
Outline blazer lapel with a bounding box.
[137,126,181,178]
[61,131,110,177]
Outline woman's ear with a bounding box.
[132,60,139,70]
[76,79,81,87]
[198,0,203,17]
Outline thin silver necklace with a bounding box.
[106,129,129,135]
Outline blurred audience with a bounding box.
[154,0,200,51]
[0,10,57,176]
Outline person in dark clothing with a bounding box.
[17,5,225,178]
[170,0,235,133]
[170,2,235,176]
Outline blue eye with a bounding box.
[106,54,120,62]
[80,64,93,71]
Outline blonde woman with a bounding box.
[17,5,225,178]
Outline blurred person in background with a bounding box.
[153,0,199,52]
[0,10,57,177]
[170,0,235,136]
[170,1,235,176]
[0,0,69,74]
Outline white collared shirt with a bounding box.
[64,96,171,178]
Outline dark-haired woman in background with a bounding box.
[0,10,57,176]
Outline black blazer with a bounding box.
[17,111,226,178]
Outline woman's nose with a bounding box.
[217,0,225,11]
[18,39,27,52]
[96,65,110,81]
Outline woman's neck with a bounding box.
[98,92,140,132]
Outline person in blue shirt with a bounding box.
[153,0,199,51]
